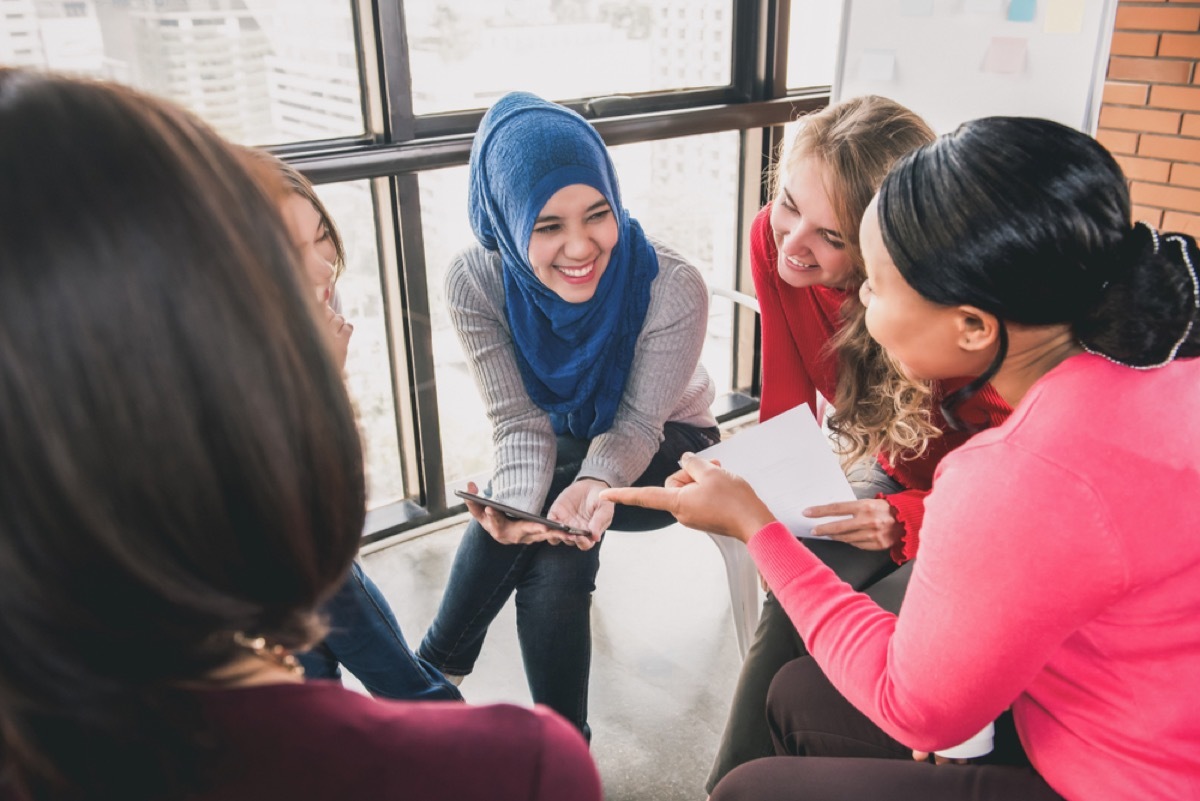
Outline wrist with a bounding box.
[738,509,777,544]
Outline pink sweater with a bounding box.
[750,353,1200,801]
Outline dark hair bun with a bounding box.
[1076,224,1200,367]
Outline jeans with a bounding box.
[418,421,721,737]
[298,561,462,702]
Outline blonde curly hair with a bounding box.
[774,96,940,465]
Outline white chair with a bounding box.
[704,285,763,659]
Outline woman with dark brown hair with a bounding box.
[0,69,599,801]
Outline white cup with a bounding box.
[934,721,995,760]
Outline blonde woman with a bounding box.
[705,96,1011,792]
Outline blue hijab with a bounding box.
[468,91,658,439]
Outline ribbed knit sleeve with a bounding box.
[445,248,558,513]
[879,488,927,564]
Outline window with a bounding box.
[315,180,408,510]
[404,1,734,116]
[8,1,832,538]
[16,1,366,146]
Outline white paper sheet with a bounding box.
[697,406,856,538]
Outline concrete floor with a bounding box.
[360,517,757,801]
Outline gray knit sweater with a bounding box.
[445,239,717,513]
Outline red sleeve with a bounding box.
[751,204,818,422]
[879,488,928,564]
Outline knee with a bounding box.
[765,656,836,735]
[710,758,784,801]
[522,545,600,599]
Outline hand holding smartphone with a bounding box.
[454,489,592,538]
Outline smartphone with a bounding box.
[454,489,592,538]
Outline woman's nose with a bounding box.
[781,222,814,256]
[563,230,595,261]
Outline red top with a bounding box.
[188,682,601,800]
[751,354,1200,800]
[750,204,1010,562]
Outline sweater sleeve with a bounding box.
[748,441,1128,752]
[751,205,818,422]
[579,248,713,488]
[880,488,927,564]
[445,249,556,513]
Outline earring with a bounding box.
[232,632,304,677]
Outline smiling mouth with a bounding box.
[556,262,595,280]
[785,255,819,271]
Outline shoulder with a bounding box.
[646,237,708,307]
[445,243,504,309]
[201,684,598,799]
[750,204,776,268]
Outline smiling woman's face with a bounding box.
[526,183,619,303]
[769,156,857,290]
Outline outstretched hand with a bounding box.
[599,454,776,542]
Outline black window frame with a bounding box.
[266,0,830,544]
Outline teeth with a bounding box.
[559,264,592,278]
[787,256,817,269]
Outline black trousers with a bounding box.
[710,657,1065,801]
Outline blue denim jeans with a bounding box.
[298,561,462,702]
[419,421,721,737]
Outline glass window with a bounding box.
[423,132,741,496]
[404,1,734,116]
[9,0,365,146]
[315,181,408,511]
[787,0,844,90]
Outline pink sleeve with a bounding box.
[530,707,603,800]
[748,444,1127,752]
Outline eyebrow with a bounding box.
[534,198,611,224]
[782,189,844,240]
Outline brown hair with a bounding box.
[0,69,364,800]
[775,96,939,464]
[239,147,347,283]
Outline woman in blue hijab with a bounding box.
[419,92,719,737]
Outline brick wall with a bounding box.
[1098,1,1200,235]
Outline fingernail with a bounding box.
[802,507,812,516]
[677,452,695,466]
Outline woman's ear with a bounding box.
[955,305,1000,353]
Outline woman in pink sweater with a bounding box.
[605,117,1200,801]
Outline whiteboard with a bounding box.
[832,0,1118,134]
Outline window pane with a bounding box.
[404,1,734,116]
[424,131,742,496]
[787,0,844,90]
[317,181,407,511]
[5,0,364,145]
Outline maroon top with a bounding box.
[185,681,601,800]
